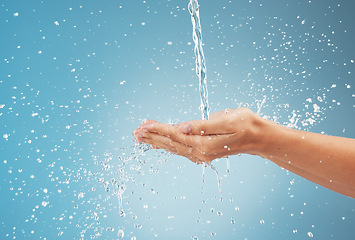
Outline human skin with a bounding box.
[133,107,355,198]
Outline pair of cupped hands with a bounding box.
[133,108,261,164]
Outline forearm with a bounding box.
[271,156,355,198]
[252,118,355,198]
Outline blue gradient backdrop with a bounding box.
[1,0,354,239]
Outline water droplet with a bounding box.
[308,232,313,238]
[78,192,84,199]
[134,224,142,229]
[117,229,124,238]
[120,209,126,217]
[260,219,265,224]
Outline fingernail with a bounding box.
[180,124,191,134]
[144,123,154,130]
[141,128,149,133]
[137,138,145,143]
[135,133,143,138]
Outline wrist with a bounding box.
[242,115,278,156]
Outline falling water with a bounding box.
[188,0,222,201]
[188,0,210,120]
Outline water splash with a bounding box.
[110,142,171,218]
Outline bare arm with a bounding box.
[133,108,355,198]
[257,120,355,197]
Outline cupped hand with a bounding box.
[133,107,262,164]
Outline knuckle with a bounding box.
[182,134,194,146]
[200,121,207,135]
[143,119,157,126]
[225,117,236,131]
[236,107,248,111]
[238,107,253,116]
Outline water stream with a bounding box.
[188,0,223,201]
[188,0,210,120]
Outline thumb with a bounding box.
[179,117,232,135]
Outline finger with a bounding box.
[209,111,224,120]
[136,121,239,156]
[140,135,203,164]
[133,120,158,135]
[146,132,206,160]
[139,131,208,162]
[137,133,233,164]
[178,116,233,135]
[209,108,233,120]
[141,117,232,136]
[138,121,201,147]
[136,121,242,156]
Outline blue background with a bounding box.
[1,0,354,239]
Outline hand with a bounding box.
[134,107,355,198]
[133,107,263,164]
